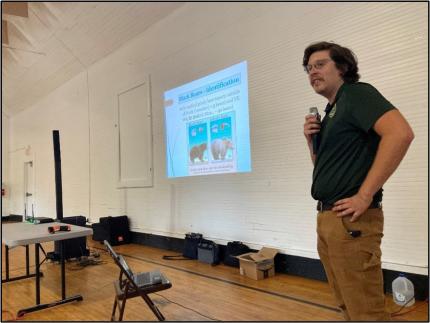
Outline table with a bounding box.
[2,222,93,317]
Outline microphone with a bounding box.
[309,107,320,154]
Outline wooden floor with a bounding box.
[2,239,428,321]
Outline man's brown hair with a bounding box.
[303,41,360,83]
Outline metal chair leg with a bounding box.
[111,297,118,321]
[118,298,127,321]
[141,294,165,321]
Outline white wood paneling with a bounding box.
[3,2,184,116]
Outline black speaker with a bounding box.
[92,216,130,246]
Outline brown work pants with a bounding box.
[317,208,391,321]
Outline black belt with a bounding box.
[317,200,382,212]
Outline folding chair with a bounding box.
[104,240,172,321]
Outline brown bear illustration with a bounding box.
[190,143,207,163]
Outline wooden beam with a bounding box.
[2,2,28,18]
[2,20,8,45]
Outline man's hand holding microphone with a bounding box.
[304,107,321,164]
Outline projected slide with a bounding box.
[164,61,251,178]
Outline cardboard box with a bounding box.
[237,247,278,280]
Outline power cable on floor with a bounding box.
[68,256,107,271]
[153,292,220,321]
[390,297,429,317]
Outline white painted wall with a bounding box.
[9,72,90,219]
[8,3,428,274]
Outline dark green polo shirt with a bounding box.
[311,82,395,204]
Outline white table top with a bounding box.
[2,222,93,247]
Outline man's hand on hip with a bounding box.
[332,193,372,222]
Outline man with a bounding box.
[302,42,414,321]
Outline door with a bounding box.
[24,161,34,221]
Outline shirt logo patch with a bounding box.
[329,104,337,118]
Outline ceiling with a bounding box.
[2,2,185,116]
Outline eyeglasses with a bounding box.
[304,59,332,74]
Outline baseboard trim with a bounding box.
[131,231,428,301]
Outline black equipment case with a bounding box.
[183,233,203,259]
[223,241,251,267]
[51,215,89,260]
[197,239,220,265]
